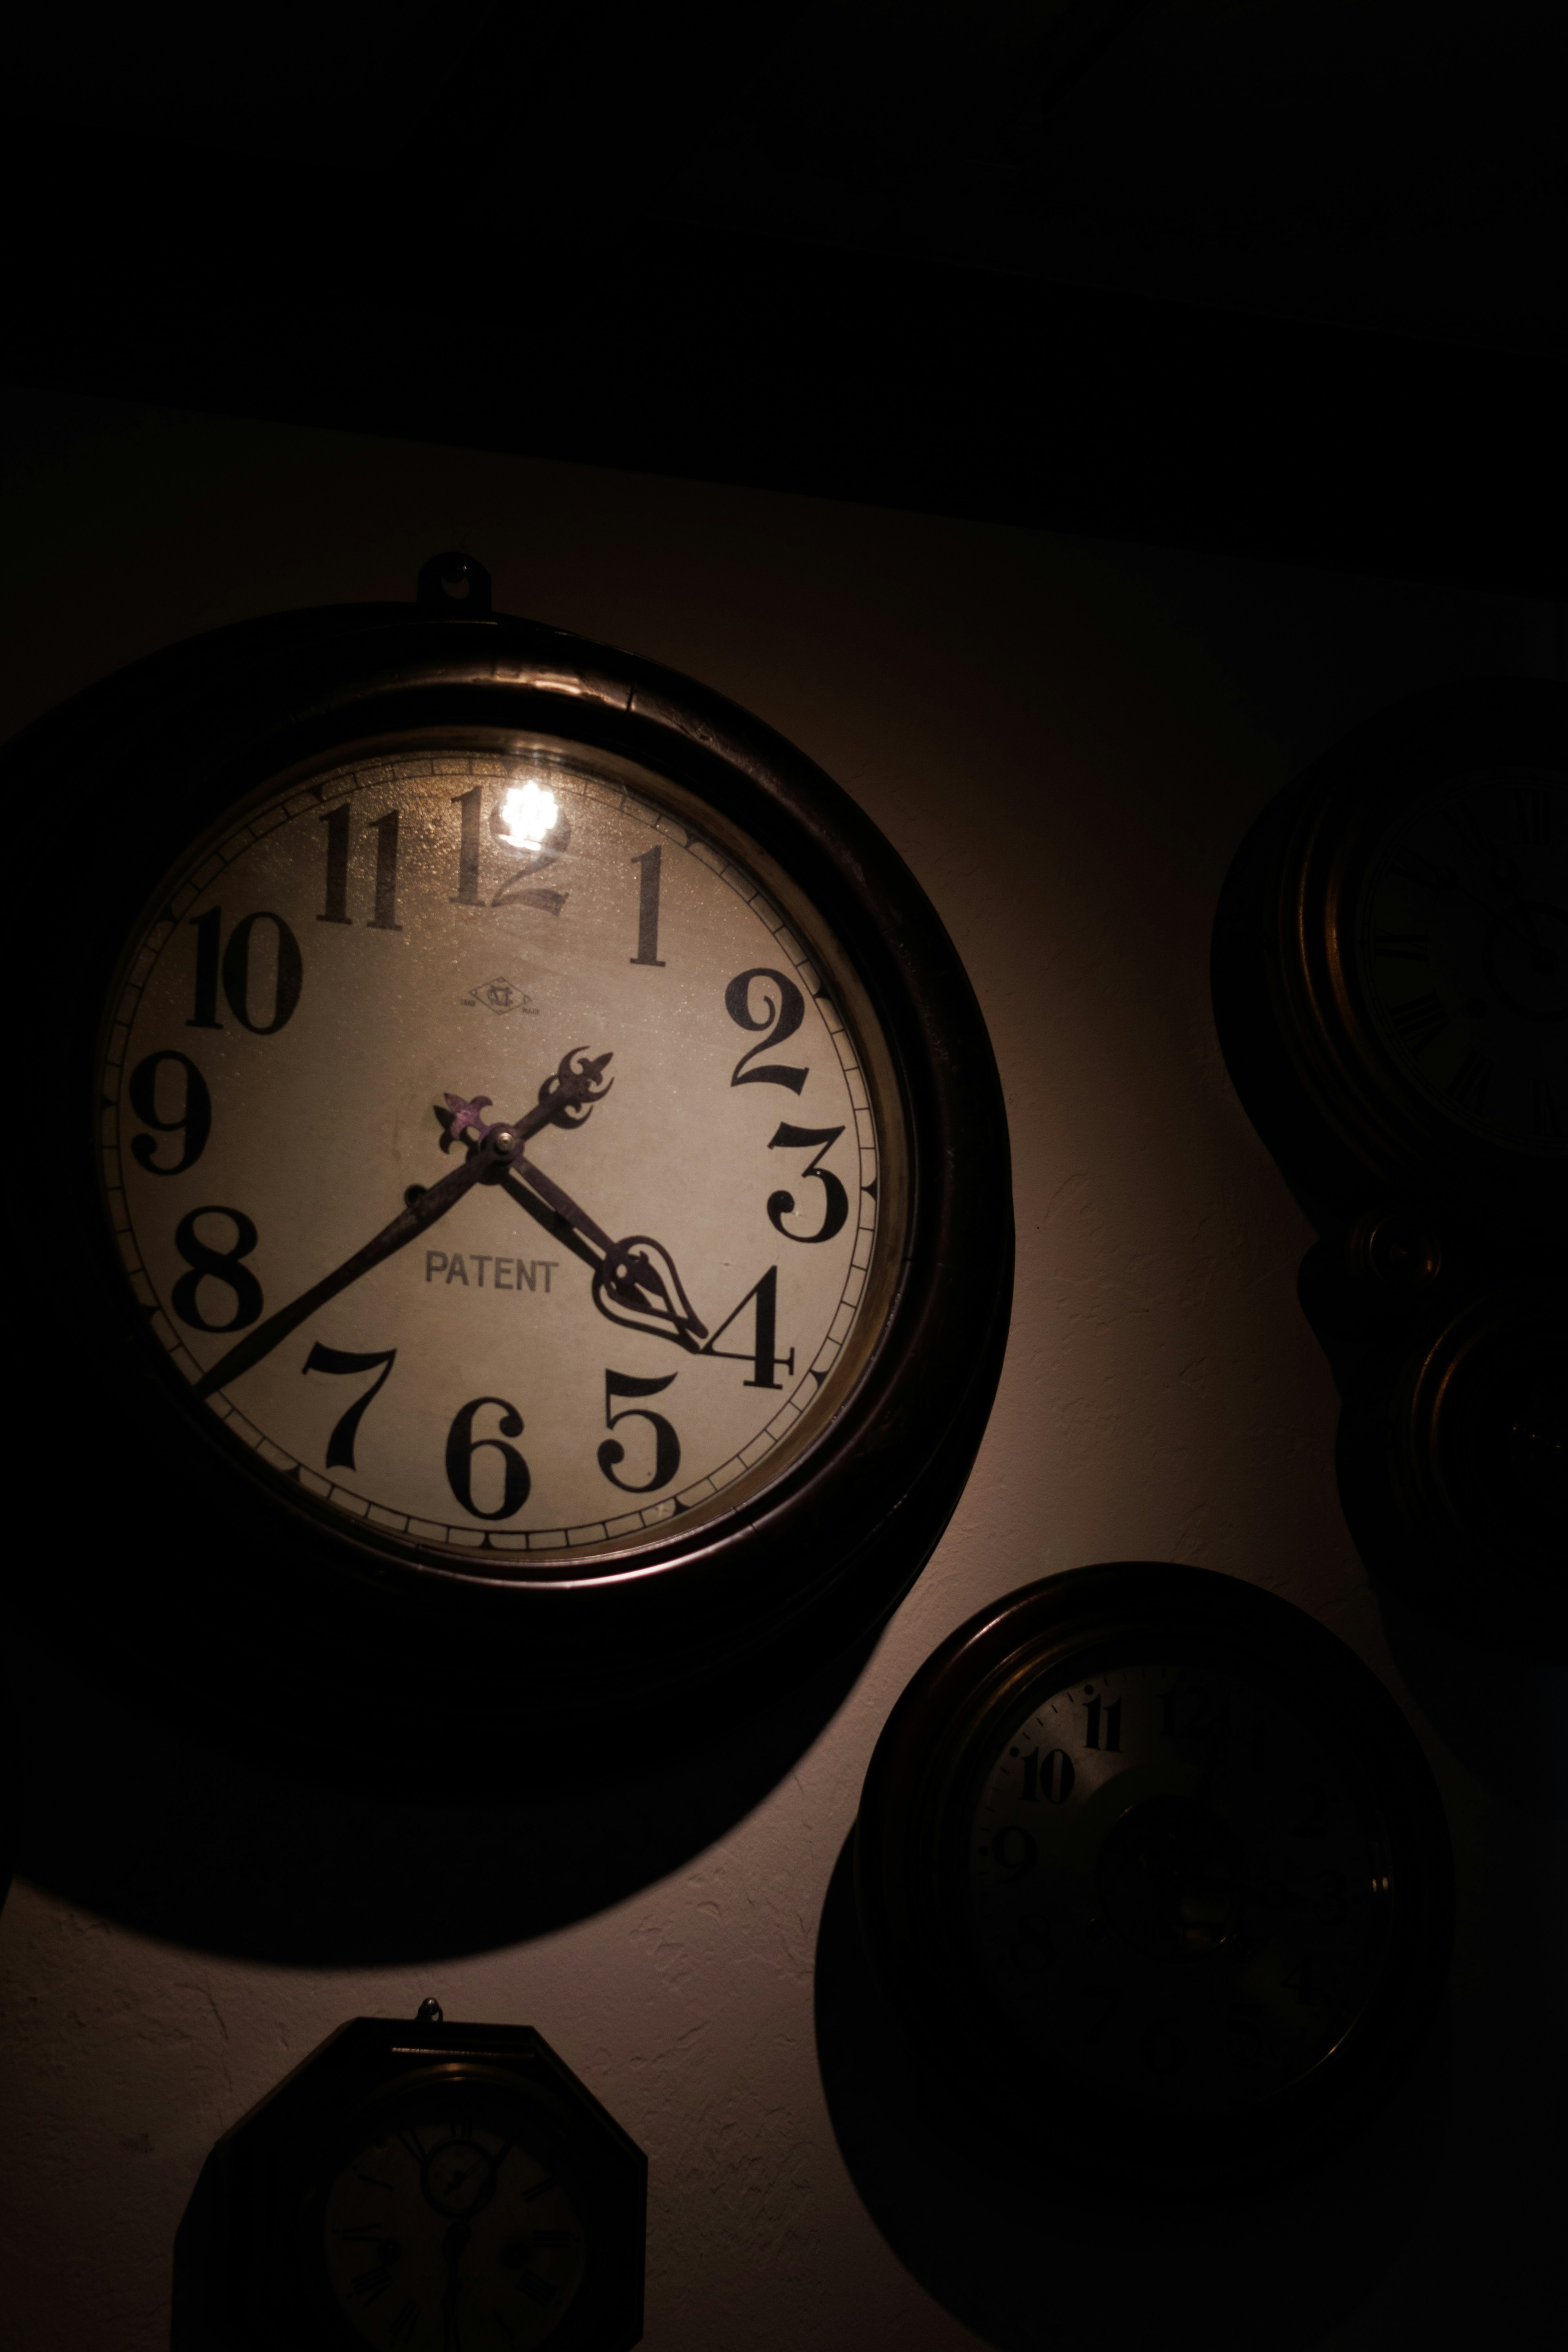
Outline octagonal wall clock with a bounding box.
[173,1999,645,2352]
[4,555,1012,1751]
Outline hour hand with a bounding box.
[594,1236,706,1350]
[503,1155,706,1350]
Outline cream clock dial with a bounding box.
[99,741,893,1560]
[323,2114,585,2352]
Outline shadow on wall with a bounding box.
[1377,1591,1568,1824]
[0,1701,17,1923]
[813,1833,1451,2352]
[5,1619,877,1964]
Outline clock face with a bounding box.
[1354,768,1566,1155]
[97,737,900,1563]
[322,2109,585,2350]
[969,1653,1388,2116]
[854,1566,1454,2185]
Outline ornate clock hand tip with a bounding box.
[593,1236,706,1349]
[442,1094,495,1147]
[537,1045,616,1129]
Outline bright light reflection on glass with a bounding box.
[496,780,559,850]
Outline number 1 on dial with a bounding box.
[630,846,667,967]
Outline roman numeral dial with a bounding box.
[1358,768,1566,1156]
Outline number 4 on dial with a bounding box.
[702,1266,795,1389]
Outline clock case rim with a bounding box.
[1210,674,1567,1236]
[176,2013,646,2352]
[852,1561,1455,2191]
[8,593,1013,1743]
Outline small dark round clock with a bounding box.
[853,1564,1454,2190]
[1337,1278,1568,1641]
[4,554,1011,1746]
[174,2001,645,2351]
[1211,676,1566,1232]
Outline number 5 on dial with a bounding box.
[599,1371,680,1493]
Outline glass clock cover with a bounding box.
[98,737,898,1561]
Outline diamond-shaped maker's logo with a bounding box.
[459,975,539,1016]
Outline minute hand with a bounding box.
[511,1152,622,1261]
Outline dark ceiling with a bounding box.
[6,2,1566,591]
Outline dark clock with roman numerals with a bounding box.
[1211,676,1566,1233]
[173,2000,645,2352]
[853,1564,1454,2190]
[1212,680,1566,1639]
[6,553,1011,1750]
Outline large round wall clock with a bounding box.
[174,1999,645,2351]
[5,554,1011,1744]
[1211,676,1566,1234]
[854,1564,1453,2191]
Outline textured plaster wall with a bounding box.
[0,391,1564,2349]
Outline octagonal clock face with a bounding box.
[970,1654,1388,2116]
[323,2110,585,2352]
[1353,767,1566,1157]
[97,736,900,1564]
